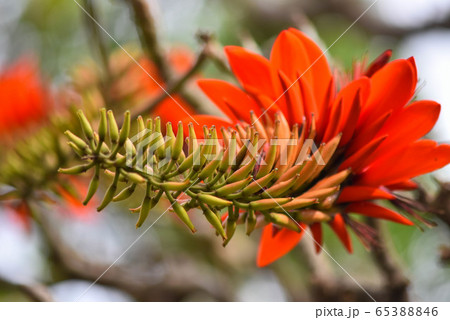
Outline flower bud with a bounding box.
[113,184,137,202]
[226,157,256,184]
[263,174,298,198]
[83,165,100,205]
[108,110,119,144]
[201,204,227,239]
[215,176,252,196]
[97,170,120,211]
[77,110,94,142]
[300,186,340,201]
[58,163,93,175]
[188,123,198,155]
[256,137,278,178]
[172,122,184,161]
[170,196,196,233]
[249,197,292,211]
[267,212,302,232]
[198,194,232,207]
[242,169,278,196]
[65,130,89,152]
[280,198,317,210]
[136,196,151,228]
[98,108,107,142]
[160,180,191,191]
[118,111,130,147]
[246,208,256,235]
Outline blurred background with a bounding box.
[1,0,450,302]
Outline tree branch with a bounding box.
[125,0,170,82]
[366,218,409,302]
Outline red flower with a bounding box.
[0,59,50,137]
[187,29,450,266]
[0,59,96,226]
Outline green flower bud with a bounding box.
[77,110,94,141]
[249,197,292,211]
[113,184,137,202]
[172,122,184,161]
[118,111,130,147]
[160,180,191,191]
[226,157,256,184]
[242,169,278,196]
[65,130,89,152]
[136,196,152,228]
[200,204,226,239]
[267,212,302,232]
[215,176,252,196]
[98,108,107,143]
[256,137,278,178]
[198,194,232,207]
[188,123,198,155]
[58,163,93,175]
[97,170,120,211]
[108,110,119,144]
[246,208,256,235]
[166,191,196,233]
[83,165,100,205]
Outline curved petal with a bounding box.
[287,28,333,109]
[337,78,371,146]
[385,180,418,191]
[370,100,441,162]
[197,79,262,123]
[358,140,450,186]
[225,46,277,99]
[338,135,387,173]
[257,223,304,267]
[310,223,323,253]
[359,59,416,124]
[328,214,353,253]
[270,30,313,84]
[347,202,413,226]
[337,186,395,203]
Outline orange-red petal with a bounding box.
[369,100,441,162]
[346,202,414,226]
[225,46,277,99]
[288,28,333,109]
[385,180,418,191]
[257,223,305,267]
[359,59,416,124]
[310,223,323,253]
[270,30,313,84]
[328,213,353,253]
[358,140,450,186]
[337,186,395,203]
[197,79,262,123]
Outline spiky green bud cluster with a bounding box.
[60,109,349,245]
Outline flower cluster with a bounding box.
[183,29,450,266]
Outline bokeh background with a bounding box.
[1,0,450,301]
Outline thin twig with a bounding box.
[125,0,170,82]
[366,218,409,302]
[82,0,112,106]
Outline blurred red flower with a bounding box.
[0,59,49,136]
[188,29,450,266]
[0,58,96,227]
